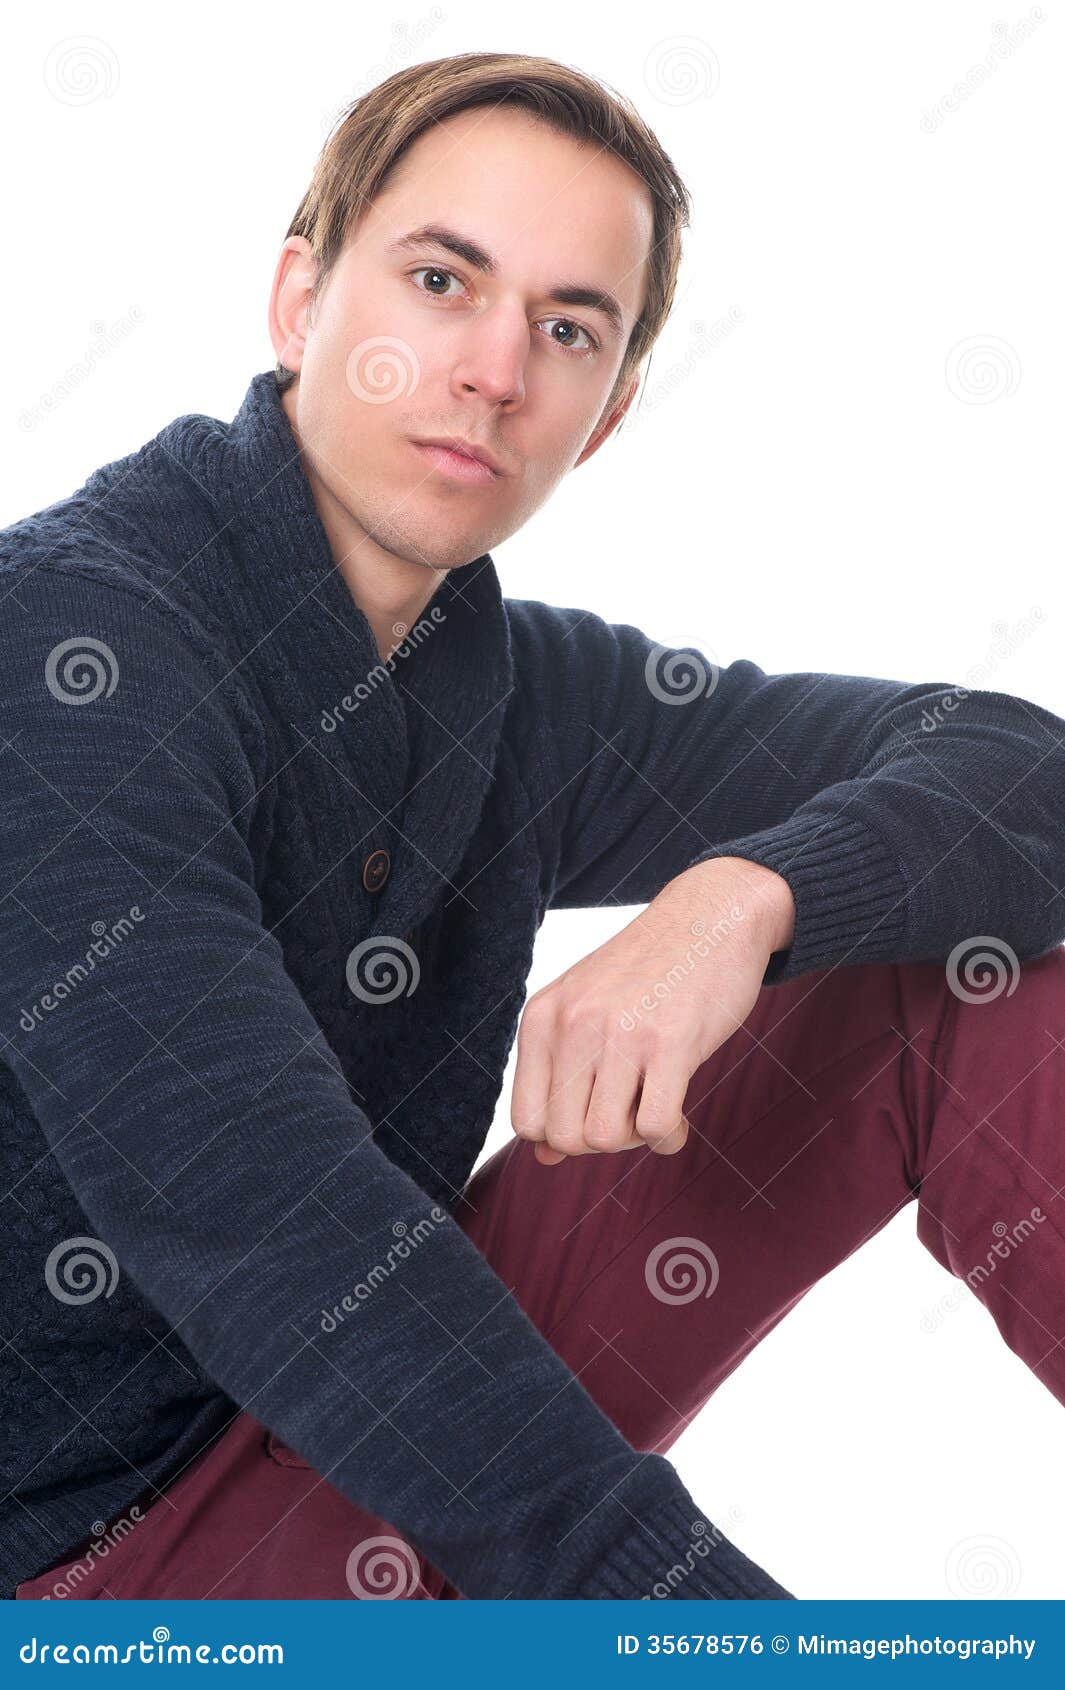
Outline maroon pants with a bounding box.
[17,950,1065,1599]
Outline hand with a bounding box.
[510,858,791,1164]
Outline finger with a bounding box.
[534,1142,569,1165]
[541,1014,600,1156]
[581,1035,643,1153]
[511,997,554,1143]
[634,1064,692,1155]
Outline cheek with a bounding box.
[322,334,420,428]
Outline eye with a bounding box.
[538,317,598,357]
[409,265,465,299]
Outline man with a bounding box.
[4,52,1064,1603]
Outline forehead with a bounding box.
[364,105,654,322]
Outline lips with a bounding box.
[412,441,500,486]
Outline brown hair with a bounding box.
[276,50,691,420]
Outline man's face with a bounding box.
[272,105,654,573]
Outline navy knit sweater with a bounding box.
[2,371,1063,1602]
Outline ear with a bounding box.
[268,236,320,376]
[572,372,641,470]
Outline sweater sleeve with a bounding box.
[0,566,793,1602]
[532,604,1065,985]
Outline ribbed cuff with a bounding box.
[689,809,910,984]
[530,1454,795,1601]
[575,1489,794,1601]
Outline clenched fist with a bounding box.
[510,856,795,1164]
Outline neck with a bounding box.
[280,384,446,664]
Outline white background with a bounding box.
[3,3,1062,1600]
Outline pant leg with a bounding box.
[421,947,1065,1594]
[21,947,1063,1598]
[14,1413,440,1600]
[449,946,1065,1468]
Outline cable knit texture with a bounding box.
[2,371,1063,1601]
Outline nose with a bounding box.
[451,301,528,411]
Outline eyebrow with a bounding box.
[384,222,626,343]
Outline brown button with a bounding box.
[361,847,391,893]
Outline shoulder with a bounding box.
[0,466,264,772]
[0,531,266,784]
[505,595,683,712]
[505,594,635,680]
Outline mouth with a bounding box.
[411,437,504,485]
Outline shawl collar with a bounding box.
[173,371,515,943]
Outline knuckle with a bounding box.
[518,997,551,1038]
[558,998,598,1036]
[512,1115,542,1140]
[546,1129,579,1156]
[639,1116,687,1151]
[585,1113,619,1147]
[634,1095,671,1132]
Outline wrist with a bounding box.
[671,855,796,958]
